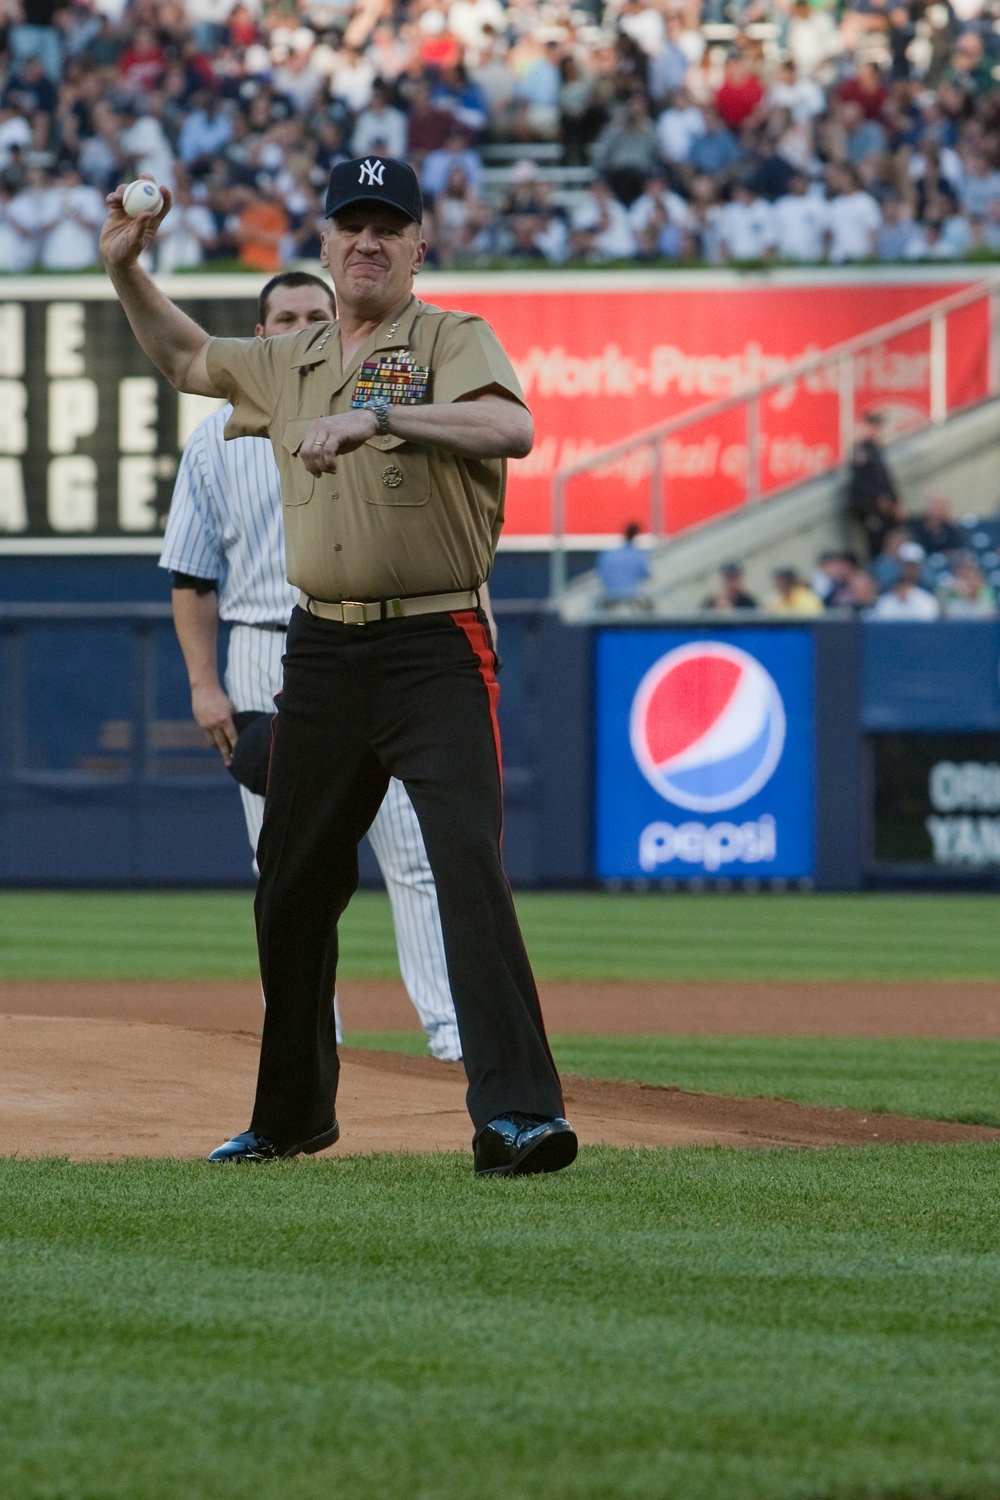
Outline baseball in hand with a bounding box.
[122,179,163,218]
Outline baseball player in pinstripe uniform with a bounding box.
[160,271,462,1062]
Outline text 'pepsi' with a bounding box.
[639,816,777,874]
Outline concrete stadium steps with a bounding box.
[558,393,1000,619]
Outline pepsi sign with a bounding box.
[596,629,815,881]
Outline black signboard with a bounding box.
[872,732,1000,870]
[0,289,258,543]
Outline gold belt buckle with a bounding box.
[340,600,369,626]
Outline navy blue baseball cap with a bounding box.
[324,156,423,223]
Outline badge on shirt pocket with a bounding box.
[350,350,430,408]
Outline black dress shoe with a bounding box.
[473,1114,578,1178]
[207,1122,340,1162]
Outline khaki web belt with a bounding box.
[299,589,478,625]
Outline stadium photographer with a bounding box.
[99,160,577,1179]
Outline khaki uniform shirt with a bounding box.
[205,295,526,602]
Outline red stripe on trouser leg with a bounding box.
[451,610,502,782]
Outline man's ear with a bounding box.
[412,232,428,274]
[319,229,330,269]
[254,323,265,337]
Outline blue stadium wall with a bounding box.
[4,555,1000,890]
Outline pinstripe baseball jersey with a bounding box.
[159,404,298,625]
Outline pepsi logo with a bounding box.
[629,642,786,813]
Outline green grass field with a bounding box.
[2,889,1000,980]
[350,1032,1000,1127]
[3,1148,1000,1500]
[4,888,1000,1497]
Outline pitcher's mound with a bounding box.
[2,1015,997,1162]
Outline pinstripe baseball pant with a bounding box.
[225,623,461,1061]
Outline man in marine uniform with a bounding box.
[99,157,577,1178]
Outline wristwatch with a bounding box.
[368,400,391,436]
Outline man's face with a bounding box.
[257,283,335,339]
[321,204,427,316]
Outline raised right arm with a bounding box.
[99,180,222,397]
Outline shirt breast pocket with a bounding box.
[280,419,319,506]
[361,435,430,508]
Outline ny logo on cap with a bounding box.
[359,159,385,187]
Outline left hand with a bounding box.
[298,410,379,476]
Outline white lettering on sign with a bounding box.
[0,458,27,530]
[926,815,1000,866]
[513,341,931,407]
[48,378,98,454]
[0,305,25,377]
[119,377,158,453]
[639,815,777,873]
[47,455,97,531]
[46,303,86,377]
[178,391,225,447]
[0,380,27,453]
[118,456,158,531]
[929,760,1000,812]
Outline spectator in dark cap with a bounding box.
[702,560,758,610]
[848,410,905,559]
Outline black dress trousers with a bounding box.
[250,604,566,1145]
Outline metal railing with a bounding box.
[550,276,1000,597]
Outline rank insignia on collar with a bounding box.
[381,464,404,488]
[351,350,430,409]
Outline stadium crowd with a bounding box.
[598,497,1000,617]
[1,0,1000,272]
[596,406,1000,616]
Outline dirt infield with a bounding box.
[4,977,1000,1036]
[3,979,1000,1161]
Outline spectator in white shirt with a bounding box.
[118,103,175,191]
[40,161,105,270]
[869,542,942,620]
[351,80,408,160]
[570,177,638,261]
[7,164,60,264]
[826,165,882,262]
[448,0,506,59]
[716,182,774,262]
[772,172,828,261]
[655,88,706,164]
[272,33,325,114]
[0,104,32,170]
[787,0,840,81]
[154,171,218,272]
[0,179,36,271]
[768,60,825,125]
[328,43,375,115]
[618,0,666,59]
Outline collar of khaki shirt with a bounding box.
[288,292,422,392]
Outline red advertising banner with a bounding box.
[0,271,988,550]
[427,276,988,540]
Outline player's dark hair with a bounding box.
[258,271,335,327]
